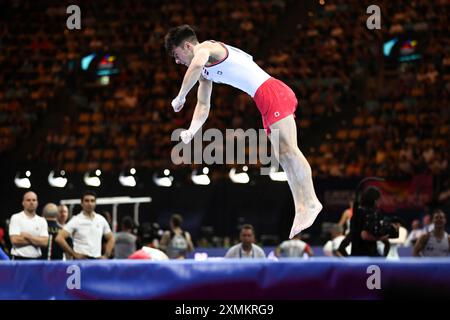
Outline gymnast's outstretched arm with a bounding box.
[180,77,212,144]
[171,46,211,112]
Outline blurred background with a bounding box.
[0,0,448,250]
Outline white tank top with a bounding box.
[201,41,271,98]
[279,239,308,257]
[423,232,449,257]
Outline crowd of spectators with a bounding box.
[305,1,449,182]
[1,0,286,172]
[0,0,448,190]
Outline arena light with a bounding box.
[191,167,210,185]
[84,171,101,187]
[99,76,110,85]
[383,38,398,57]
[269,166,288,182]
[81,53,96,70]
[153,169,173,187]
[14,171,31,189]
[119,172,136,187]
[229,166,250,184]
[48,170,68,188]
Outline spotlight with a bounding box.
[84,171,101,187]
[14,171,31,189]
[229,166,250,184]
[269,166,287,182]
[153,169,173,187]
[48,170,68,188]
[192,167,210,185]
[119,169,136,187]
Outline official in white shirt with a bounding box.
[225,224,266,259]
[56,191,115,259]
[8,191,49,260]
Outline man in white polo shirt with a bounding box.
[8,191,49,260]
[56,191,115,259]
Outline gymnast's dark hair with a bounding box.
[164,24,198,56]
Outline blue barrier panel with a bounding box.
[0,247,9,261]
[1,258,449,300]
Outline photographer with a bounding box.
[338,186,395,257]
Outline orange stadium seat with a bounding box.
[78,113,90,123]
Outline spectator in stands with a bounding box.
[324,224,350,257]
[225,224,266,259]
[114,216,137,259]
[41,203,64,260]
[404,219,424,247]
[8,191,48,260]
[276,234,313,258]
[160,214,194,259]
[56,191,115,259]
[57,205,69,227]
[413,210,450,257]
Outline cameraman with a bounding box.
[338,187,391,257]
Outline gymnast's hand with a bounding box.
[180,129,194,144]
[171,95,186,112]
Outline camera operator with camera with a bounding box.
[338,186,399,257]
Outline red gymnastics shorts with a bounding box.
[253,77,298,134]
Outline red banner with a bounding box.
[367,175,433,213]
